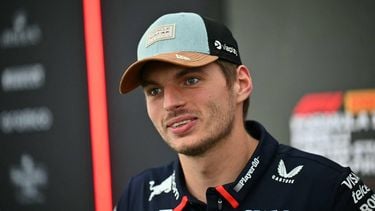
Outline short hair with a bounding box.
[215,59,250,120]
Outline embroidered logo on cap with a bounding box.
[214,40,238,56]
[175,54,191,61]
[146,24,175,47]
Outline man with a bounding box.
[116,12,374,210]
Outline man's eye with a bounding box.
[185,77,199,86]
[149,88,162,96]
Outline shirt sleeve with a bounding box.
[333,171,375,211]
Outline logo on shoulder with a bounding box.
[341,172,360,189]
[148,171,179,202]
[341,172,375,210]
[272,159,303,184]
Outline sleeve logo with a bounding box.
[341,172,375,210]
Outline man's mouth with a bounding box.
[166,116,198,135]
[171,119,192,128]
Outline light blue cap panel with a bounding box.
[137,12,210,60]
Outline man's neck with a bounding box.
[178,122,258,203]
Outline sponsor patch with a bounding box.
[146,24,175,47]
[214,40,238,56]
[341,172,375,210]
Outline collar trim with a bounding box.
[174,195,188,211]
[216,185,240,208]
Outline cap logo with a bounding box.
[146,24,175,47]
[214,40,238,56]
[175,54,191,61]
[214,40,222,50]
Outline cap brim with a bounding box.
[119,52,218,94]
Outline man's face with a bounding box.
[141,62,238,156]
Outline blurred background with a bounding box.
[1,0,374,210]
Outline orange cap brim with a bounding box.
[119,52,218,94]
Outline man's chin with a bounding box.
[172,140,214,157]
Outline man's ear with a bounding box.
[234,65,253,103]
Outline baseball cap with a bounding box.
[119,12,242,94]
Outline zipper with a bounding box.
[218,198,223,210]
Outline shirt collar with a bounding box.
[172,120,279,207]
[227,120,279,202]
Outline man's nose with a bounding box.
[163,86,186,111]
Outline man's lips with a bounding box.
[166,115,197,128]
[165,115,198,135]
[169,119,192,128]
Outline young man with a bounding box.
[116,12,374,210]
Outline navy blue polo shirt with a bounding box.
[115,121,375,211]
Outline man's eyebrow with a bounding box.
[141,66,207,87]
[175,67,207,78]
[140,70,156,87]
[140,78,156,87]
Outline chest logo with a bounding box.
[149,171,179,201]
[272,159,303,184]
